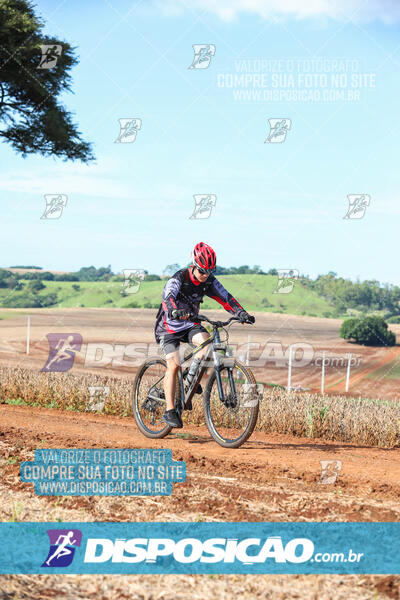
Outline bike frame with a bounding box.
[148,318,240,414]
[179,318,243,413]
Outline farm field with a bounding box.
[0,307,398,399]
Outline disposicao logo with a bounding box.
[83,536,314,564]
[42,529,82,567]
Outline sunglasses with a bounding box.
[195,266,215,275]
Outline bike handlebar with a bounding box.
[188,314,253,327]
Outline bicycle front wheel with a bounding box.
[203,359,260,448]
[132,357,172,438]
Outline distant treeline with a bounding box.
[301,272,400,318]
[9,265,43,269]
[1,265,399,318]
[3,264,273,282]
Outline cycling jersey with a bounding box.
[154,266,244,343]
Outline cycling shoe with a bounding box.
[162,409,183,428]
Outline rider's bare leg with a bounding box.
[191,331,209,356]
[190,332,210,376]
[164,332,209,411]
[164,352,180,411]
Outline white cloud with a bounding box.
[156,0,400,24]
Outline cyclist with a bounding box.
[154,242,255,428]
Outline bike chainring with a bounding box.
[142,388,165,412]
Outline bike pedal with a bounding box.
[195,384,202,395]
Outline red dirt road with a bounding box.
[2,404,400,599]
[2,403,400,512]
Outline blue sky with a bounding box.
[1,0,400,284]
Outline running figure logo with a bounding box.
[189,194,217,219]
[265,119,291,143]
[40,194,67,220]
[318,460,342,484]
[87,386,110,411]
[343,194,370,219]
[115,118,142,143]
[274,269,299,294]
[188,44,216,69]
[37,45,62,69]
[242,382,264,408]
[41,333,82,372]
[42,529,82,567]
[121,269,145,294]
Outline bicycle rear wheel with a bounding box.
[203,359,260,448]
[132,357,172,438]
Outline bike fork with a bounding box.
[213,346,238,403]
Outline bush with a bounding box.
[261,298,272,307]
[1,291,58,308]
[37,271,55,280]
[0,275,19,289]
[143,301,158,308]
[54,273,79,281]
[144,274,161,281]
[29,280,45,293]
[387,315,400,324]
[2,295,42,308]
[72,284,80,291]
[40,293,59,307]
[340,315,396,346]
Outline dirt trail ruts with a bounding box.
[1,404,400,501]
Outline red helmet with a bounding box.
[191,242,216,273]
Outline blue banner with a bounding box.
[20,449,186,496]
[0,522,399,574]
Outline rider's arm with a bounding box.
[161,275,182,318]
[205,277,245,315]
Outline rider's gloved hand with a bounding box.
[237,310,255,324]
[171,309,192,320]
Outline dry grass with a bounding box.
[1,366,399,448]
[0,366,132,416]
[2,573,399,600]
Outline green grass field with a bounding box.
[0,311,28,320]
[0,275,338,317]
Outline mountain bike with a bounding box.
[132,314,261,448]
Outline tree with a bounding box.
[252,264,265,274]
[37,271,54,280]
[144,274,161,281]
[163,263,180,276]
[54,273,79,281]
[74,265,113,281]
[340,316,396,347]
[0,0,94,162]
[0,269,19,288]
[9,265,42,269]
[29,279,45,293]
